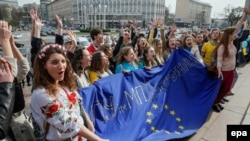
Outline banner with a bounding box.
[78,48,221,141]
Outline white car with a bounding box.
[13,33,22,39]
[77,37,90,48]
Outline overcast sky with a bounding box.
[18,0,246,18]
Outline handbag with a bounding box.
[13,78,25,113]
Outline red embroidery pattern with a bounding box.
[68,92,77,109]
[41,100,63,118]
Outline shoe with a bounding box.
[212,104,221,112]
[218,104,224,110]
[222,98,229,102]
[227,92,234,96]
[220,100,225,104]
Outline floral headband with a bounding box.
[38,44,66,59]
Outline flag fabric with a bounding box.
[78,48,221,141]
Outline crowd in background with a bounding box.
[1,7,250,141]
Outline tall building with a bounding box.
[47,0,73,25]
[0,0,18,8]
[72,0,165,29]
[40,0,52,21]
[175,0,212,28]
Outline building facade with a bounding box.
[47,0,73,25]
[72,0,165,29]
[175,0,212,28]
[40,0,52,21]
[0,0,18,8]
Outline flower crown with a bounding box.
[38,44,65,59]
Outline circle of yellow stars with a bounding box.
[145,103,185,135]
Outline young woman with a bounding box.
[30,44,109,141]
[212,8,249,112]
[71,47,92,88]
[151,38,164,65]
[182,35,204,64]
[88,51,113,84]
[140,46,157,69]
[115,46,141,73]
[99,44,116,73]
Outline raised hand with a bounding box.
[0,20,12,43]
[30,9,38,23]
[55,15,63,28]
[0,57,13,83]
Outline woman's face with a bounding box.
[100,52,109,68]
[44,53,66,83]
[139,38,147,48]
[81,49,92,69]
[157,40,163,51]
[124,49,135,62]
[185,37,193,47]
[106,47,113,58]
[146,47,155,61]
[169,38,176,49]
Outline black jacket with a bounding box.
[0,82,14,139]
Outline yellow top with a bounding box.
[201,41,217,65]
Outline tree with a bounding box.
[0,4,11,20]
[222,5,243,26]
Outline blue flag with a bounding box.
[78,48,221,141]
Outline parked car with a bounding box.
[13,32,22,39]
[77,37,90,48]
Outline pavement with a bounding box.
[22,63,250,141]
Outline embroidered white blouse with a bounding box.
[30,87,86,141]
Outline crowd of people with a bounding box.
[0,7,250,141]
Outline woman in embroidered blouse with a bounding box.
[30,44,109,141]
[115,46,142,73]
[89,51,113,84]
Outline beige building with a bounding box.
[47,0,73,25]
[175,0,212,28]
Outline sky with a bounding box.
[18,0,246,18]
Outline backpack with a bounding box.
[13,78,25,113]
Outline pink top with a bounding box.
[217,43,236,71]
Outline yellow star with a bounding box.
[176,117,181,122]
[152,104,158,109]
[151,126,156,131]
[146,112,153,117]
[170,110,175,116]
[179,125,184,130]
[146,119,152,124]
[164,105,169,110]
[165,130,170,134]
[175,131,181,135]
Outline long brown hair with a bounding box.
[33,44,77,96]
[214,27,235,58]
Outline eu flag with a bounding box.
[78,48,221,141]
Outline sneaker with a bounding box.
[222,98,229,102]
[218,103,224,110]
[220,100,225,104]
[213,104,221,112]
[227,92,234,96]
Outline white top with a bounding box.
[30,87,86,141]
